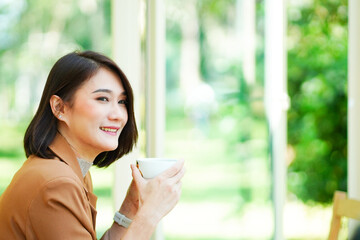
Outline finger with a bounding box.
[160,159,185,178]
[131,164,145,185]
[177,181,183,195]
[168,165,186,185]
[173,181,183,202]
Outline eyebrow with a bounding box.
[92,89,127,96]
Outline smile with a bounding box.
[100,127,119,133]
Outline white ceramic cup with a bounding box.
[136,158,178,179]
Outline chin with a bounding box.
[102,144,119,152]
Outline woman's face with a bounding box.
[62,67,128,159]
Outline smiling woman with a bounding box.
[0,51,185,240]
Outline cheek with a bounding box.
[74,103,100,124]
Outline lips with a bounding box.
[100,126,119,133]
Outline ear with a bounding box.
[49,95,66,121]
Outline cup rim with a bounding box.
[136,158,178,162]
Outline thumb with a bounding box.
[131,164,145,185]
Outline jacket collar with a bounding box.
[49,133,85,185]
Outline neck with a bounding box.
[57,130,97,163]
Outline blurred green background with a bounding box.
[0,0,347,239]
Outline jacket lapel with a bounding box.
[49,133,98,231]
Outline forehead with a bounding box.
[81,67,124,92]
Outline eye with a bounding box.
[118,99,128,105]
[97,97,109,102]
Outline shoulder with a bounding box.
[0,155,90,236]
[3,155,85,207]
[22,155,82,185]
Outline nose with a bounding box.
[108,102,127,122]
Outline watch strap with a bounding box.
[113,211,132,228]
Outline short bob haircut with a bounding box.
[24,51,138,167]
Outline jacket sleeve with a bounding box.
[27,177,96,239]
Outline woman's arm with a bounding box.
[101,159,185,240]
[101,180,139,239]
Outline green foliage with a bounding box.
[287,0,348,204]
[0,0,111,121]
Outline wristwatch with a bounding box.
[113,212,132,228]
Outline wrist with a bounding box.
[136,204,161,227]
[121,194,139,218]
[119,201,138,219]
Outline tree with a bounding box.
[287,0,348,204]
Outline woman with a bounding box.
[0,51,185,239]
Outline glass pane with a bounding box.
[163,1,272,239]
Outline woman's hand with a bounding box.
[103,160,185,240]
[131,159,185,225]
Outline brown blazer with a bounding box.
[0,134,98,239]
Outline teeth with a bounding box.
[100,127,117,133]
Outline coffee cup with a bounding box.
[136,158,178,179]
